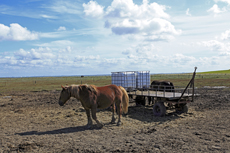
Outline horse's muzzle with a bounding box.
[59,101,64,106]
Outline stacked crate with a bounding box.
[111,71,136,90]
[136,71,150,89]
[111,71,150,90]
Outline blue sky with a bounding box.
[1,0,230,77]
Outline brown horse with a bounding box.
[58,84,129,128]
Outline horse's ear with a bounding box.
[61,85,65,89]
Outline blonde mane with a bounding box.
[85,84,98,94]
[69,85,80,99]
[69,84,98,99]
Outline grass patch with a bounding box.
[0,72,230,94]
[0,76,111,94]
[198,69,230,74]
[151,73,230,87]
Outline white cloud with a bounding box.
[0,47,56,69]
[186,8,191,16]
[36,40,74,47]
[121,43,197,69]
[123,43,157,57]
[15,47,55,60]
[207,4,226,15]
[83,0,180,41]
[214,0,230,5]
[0,4,10,12]
[219,51,230,56]
[0,23,39,41]
[220,29,230,40]
[83,1,104,18]
[201,40,225,50]
[0,47,103,71]
[75,55,100,62]
[47,0,82,14]
[105,0,169,19]
[110,18,181,36]
[1,44,230,76]
[201,39,230,52]
[170,54,196,66]
[198,29,230,56]
[59,46,72,53]
[57,26,66,31]
[40,14,57,19]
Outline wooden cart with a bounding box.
[127,67,197,116]
[112,67,197,116]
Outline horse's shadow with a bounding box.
[16,105,193,136]
[126,105,193,123]
[15,125,100,136]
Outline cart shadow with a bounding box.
[126,105,192,123]
[15,125,101,136]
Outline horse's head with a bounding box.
[59,85,71,106]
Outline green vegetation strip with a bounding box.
[1,72,230,94]
[0,76,111,94]
[198,69,230,74]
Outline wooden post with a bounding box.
[192,77,195,102]
[178,67,197,103]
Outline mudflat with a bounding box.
[0,89,229,152]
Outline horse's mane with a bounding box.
[68,84,98,99]
[78,84,98,95]
[87,85,98,94]
[68,85,79,98]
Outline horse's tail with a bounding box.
[119,86,129,114]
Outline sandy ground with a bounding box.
[0,89,230,153]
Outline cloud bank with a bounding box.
[0,23,39,41]
[2,0,230,77]
[83,0,181,41]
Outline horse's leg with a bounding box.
[111,103,116,124]
[91,107,103,128]
[116,100,122,126]
[85,109,93,128]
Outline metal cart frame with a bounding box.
[112,67,197,116]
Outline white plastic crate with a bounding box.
[136,71,150,89]
[111,71,136,90]
[111,71,150,90]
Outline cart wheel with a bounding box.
[176,105,188,114]
[153,102,166,116]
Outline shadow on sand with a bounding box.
[126,105,193,123]
[16,105,193,136]
[15,125,101,136]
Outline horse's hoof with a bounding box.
[86,124,92,129]
[111,119,116,124]
[111,121,116,124]
[97,123,104,129]
[117,122,122,126]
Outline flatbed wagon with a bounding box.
[111,67,197,116]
